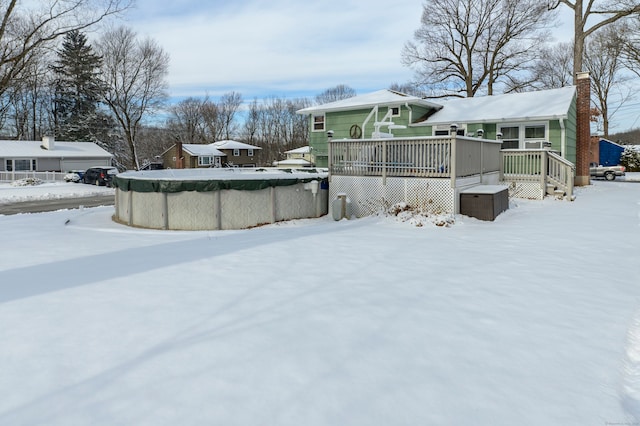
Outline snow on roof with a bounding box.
[296,90,443,114]
[285,146,310,154]
[211,140,262,150]
[275,159,312,166]
[118,167,326,181]
[0,140,112,158]
[182,144,226,157]
[419,86,576,126]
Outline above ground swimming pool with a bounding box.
[112,168,329,230]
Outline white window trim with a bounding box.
[390,106,401,117]
[198,156,212,166]
[248,149,254,157]
[312,114,325,132]
[498,122,548,149]
[233,149,240,157]
[7,158,36,171]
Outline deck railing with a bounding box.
[500,149,574,198]
[329,135,502,184]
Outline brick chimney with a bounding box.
[575,72,591,186]
[176,141,184,169]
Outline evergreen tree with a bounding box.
[620,146,640,172]
[51,30,109,141]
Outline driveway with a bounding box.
[0,194,114,215]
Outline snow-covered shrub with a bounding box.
[381,201,455,227]
[11,178,44,187]
[620,147,640,172]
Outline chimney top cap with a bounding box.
[576,71,590,80]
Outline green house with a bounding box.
[297,86,577,168]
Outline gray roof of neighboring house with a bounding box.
[182,144,226,157]
[0,140,113,158]
[296,89,443,114]
[417,86,577,126]
[211,140,262,150]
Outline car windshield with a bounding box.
[107,169,118,175]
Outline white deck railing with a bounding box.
[329,135,502,184]
[500,149,574,199]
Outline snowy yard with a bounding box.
[0,176,639,425]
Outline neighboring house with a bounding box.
[162,143,226,169]
[274,146,314,168]
[162,140,262,168]
[211,140,261,167]
[297,86,577,168]
[0,136,112,173]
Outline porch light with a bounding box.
[327,130,334,139]
[476,129,484,138]
[496,132,503,140]
[449,123,458,135]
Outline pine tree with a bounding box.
[51,30,110,142]
[620,147,640,172]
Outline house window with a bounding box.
[499,123,548,149]
[433,126,465,136]
[248,149,254,157]
[8,159,36,171]
[500,126,520,149]
[390,107,400,117]
[199,156,212,166]
[233,149,240,157]
[313,114,325,131]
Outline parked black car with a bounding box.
[83,166,119,186]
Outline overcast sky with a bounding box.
[124,1,639,132]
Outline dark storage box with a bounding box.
[460,185,509,221]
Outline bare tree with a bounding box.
[97,26,169,169]
[584,23,633,137]
[168,97,208,144]
[403,0,553,97]
[529,42,574,90]
[0,0,131,105]
[315,84,356,105]
[217,92,242,140]
[548,0,640,80]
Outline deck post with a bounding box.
[450,130,457,189]
[540,150,548,195]
[382,140,387,185]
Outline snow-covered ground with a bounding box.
[0,176,639,425]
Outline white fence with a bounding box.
[0,171,68,182]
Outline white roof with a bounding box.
[276,159,312,166]
[182,144,226,157]
[285,146,310,154]
[0,140,112,158]
[419,86,577,126]
[211,140,262,150]
[296,89,443,114]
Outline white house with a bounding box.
[0,136,113,174]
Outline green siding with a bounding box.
[565,95,577,164]
[308,95,578,168]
